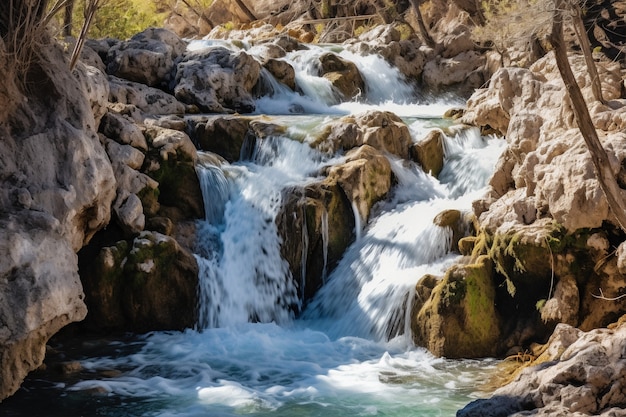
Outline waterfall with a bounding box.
[10,39,509,417]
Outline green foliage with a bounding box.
[71,0,167,39]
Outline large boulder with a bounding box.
[412,255,502,358]
[106,28,186,87]
[318,52,365,101]
[316,111,412,159]
[143,126,204,221]
[173,46,262,113]
[0,212,87,400]
[187,115,252,162]
[277,176,356,305]
[81,232,198,332]
[0,42,116,400]
[326,145,392,223]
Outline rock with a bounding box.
[412,255,502,358]
[315,111,412,159]
[422,50,485,91]
[173,46,261,113]
[318,53,365,101]
[108,76,187,116]
[106,28,186,87]
[113,193,145,236]
[105,139,145,170]
[277,177,356,304]
[411,129,445,177]
[263,58,296,90]
[0,212,87,400]
[356,111,412,159]
[73,62,110,128]
[433,209,472,252]
[143,126,204,221]
[458,322,626,416]
[82,232,198,332]
[326,145,392,223]
[100,111,148,151]
[0,38,116,398]
[187,115,251,162]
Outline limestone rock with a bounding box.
[263,58,296,91]
[106,28,186,87]
[143,126,204,221]
[0,212,87,400]
[411,129,444,177]
[412,255,501,358]
[277,177,355,304]
[315,111,412,159]
[422,50,485,91]
[188,115,251,162]
[173,46,261,113]
[0,41,115,401]
[113,193,145,236]
[458,322,626,416]
[100,111,148,151]
[108,76,187,116]
[327,145,392,223]
[82,232,198,332]
[318,53,365,101]
[73,62,110,127]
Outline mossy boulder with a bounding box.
[82,231,198,332]
[412,255,502,358]
[143,126,203,221]
[276,176,355,306]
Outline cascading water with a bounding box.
[2,40,506,417]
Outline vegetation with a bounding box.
[61,0,166,39]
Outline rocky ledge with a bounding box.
[459,320,626,416]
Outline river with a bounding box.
[2,41,505,417]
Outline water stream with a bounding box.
[2,41,506,416]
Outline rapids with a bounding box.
[2,40,506,417]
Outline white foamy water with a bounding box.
[4,41,507,417]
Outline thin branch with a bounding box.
[591,288,626,301]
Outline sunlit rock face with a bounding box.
[0,42,116,400]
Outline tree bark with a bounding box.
[550,0,626,233]
[409,0,435,48]
[571,1,605,104]
[232,0,256,22]
[63,0,74,37]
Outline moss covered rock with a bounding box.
[412,255,502,358]
[83,231,198,332]
[277,176,355,305]
[143,126,203,221]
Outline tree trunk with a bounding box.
[571,1,605,104]
[231,0,256,22]
[550,0,626,233]
[63,0,74,37]
[409,0,435,48]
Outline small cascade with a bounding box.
[196,161,231,225]
[351,201,363,241]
